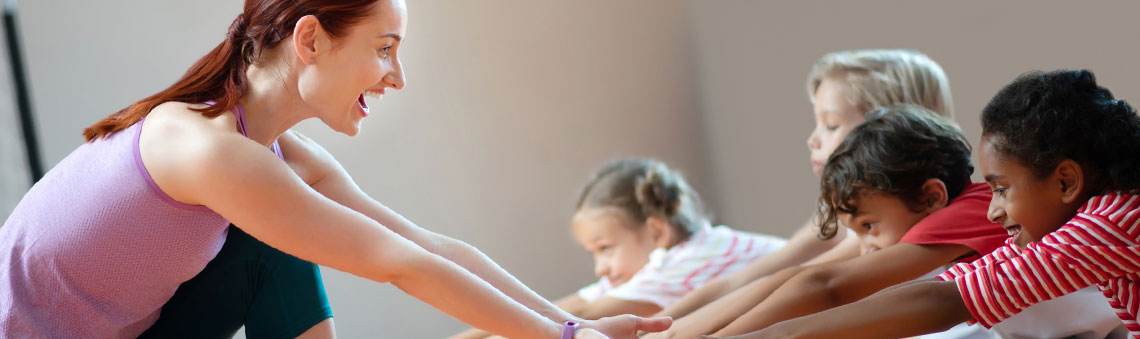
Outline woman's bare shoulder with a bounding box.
[276,130,343,186]
[139,101,267,205]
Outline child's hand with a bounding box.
[582,315,673,339]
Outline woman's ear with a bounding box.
[1054,159,1085,204]
[645,217,674,248]
[291,15,326,65]
[920,178,949,212]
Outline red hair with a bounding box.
[83,0,379,141]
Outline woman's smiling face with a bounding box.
[297,0,407,136]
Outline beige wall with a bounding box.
[296,1,705,337]
[11,0,1140,337]
[690,0,1140,237]
[19,0,702,337]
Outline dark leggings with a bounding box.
[139,225,333,339]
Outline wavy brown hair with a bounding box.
[817,104,973,239]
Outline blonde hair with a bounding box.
[806,49,953,118]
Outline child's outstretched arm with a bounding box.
[655,220,857,320]
[710,242,970,336]
[709,279,971,339]
[644,266,808,339]
[643,235,859,338]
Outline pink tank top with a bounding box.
[0,103,283,337]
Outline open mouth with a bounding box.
[357,93,370,116]
[1004,224,1022,237]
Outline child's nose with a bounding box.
[594,259,609,277]
[807,130,821,150]
[987,200,1005,224]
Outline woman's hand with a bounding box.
[581,315,673,339]
[573,328,608,339]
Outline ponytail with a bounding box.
[83,14,251,141]
[82,0,380,141]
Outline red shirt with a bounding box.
[900,183,1008,262]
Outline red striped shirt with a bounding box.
[938,191,1140,338]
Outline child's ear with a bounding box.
[920,178,949,212]
[1054,159,1085,204]
[645,217,674,248]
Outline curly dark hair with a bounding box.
[981,69,1140,193]
[818,104,974,239]
[576,158,709,240]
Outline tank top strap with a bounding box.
[208,100,282,160]
[232,102,250,138]
[270,140,284,160]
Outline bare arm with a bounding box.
[149,129,561,338]
[714,279,972,339]
[451,293,661,339]
[274,132,674,337]
[655,219,852,320]
[645,266,808,339]
[713,243,971,336]
[452,294,590,339]
[799,232,860,265]
[274,132,584,327]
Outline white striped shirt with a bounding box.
[938,191,1140,338]
[578,225,786,308]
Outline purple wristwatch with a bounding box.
[561,321,580,339]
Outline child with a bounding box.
[453,159,785,339]
[648,104,1011,339]
[654,48,959,324]
[714,69,1140,339]
[562,159,785,317]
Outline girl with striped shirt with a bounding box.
[562,159,786,317]
[455,159,786,339]
[710,69,1140,339]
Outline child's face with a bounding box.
[979,137,1078,249]
[840,193,932,255]
[808,77,867,175]
[571,207,658,286]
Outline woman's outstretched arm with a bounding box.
[147,125,578,338]
[266,131,670,337]
[281,131,583,324]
